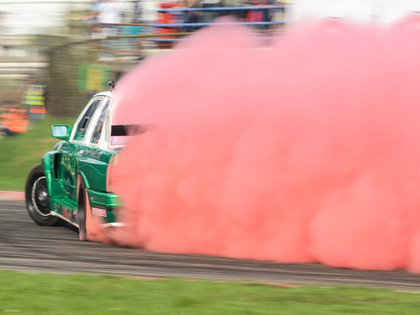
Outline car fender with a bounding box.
[77,170,90,190]
[42,150,64,199]
[77,148,113,192]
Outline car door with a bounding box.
[77,97,114,193]
[58,96,105,204]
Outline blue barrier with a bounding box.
[150,35,278,42]
[154,5,286,31]
[95,5,287,51]
[151,38,182,42]
[152,21,286,28]
[151,5,287,47]
[156,5,285,13]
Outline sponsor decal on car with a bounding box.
[62,206,72,220]
[92,207,107,217]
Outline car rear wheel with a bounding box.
[25,164,59,226]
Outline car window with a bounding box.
[90,99,110,145]
[111,135,130,146]
[73,99,102,142]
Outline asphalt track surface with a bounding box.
[1,200,420,291]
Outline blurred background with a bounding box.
[0,0,419,189]
[0,0,289,118]
[0,0,291,189]
[0,0,419,118]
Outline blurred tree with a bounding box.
[31,9,97,117]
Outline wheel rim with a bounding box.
[31,176,50,217]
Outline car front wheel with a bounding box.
[78,178,111,242]
[25,164,59,226]
[78,180,88,241]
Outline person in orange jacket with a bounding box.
[0,107,29,136]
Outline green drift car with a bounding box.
[25,88,139,240]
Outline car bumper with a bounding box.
[87,189,120,209]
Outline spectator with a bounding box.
[94,0,122,61]
[174,0,189,31]
[270,0,287,29]
[157,1,179,49]
[202,0,221,23]
[222,0,245,20]
[0,105,28,136]
[21,78,46,122]
[126,0,147,59]
[131,0,142,23]
[246,0,266,29]
[86,1,101,35]
[96,0,122,37]
[184,0,203,32]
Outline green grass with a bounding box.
[0,270,419,314]
[0,116,76,191]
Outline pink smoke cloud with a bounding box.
[106,17,420,273]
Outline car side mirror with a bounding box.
[51,125,70,140]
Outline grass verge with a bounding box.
[1,270,420,314]
[0,116,76,191]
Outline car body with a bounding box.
[25,89,135,240]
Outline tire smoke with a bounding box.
[108,17,420,273]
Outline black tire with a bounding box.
[78,180,88,241]
[25,164,59,226]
